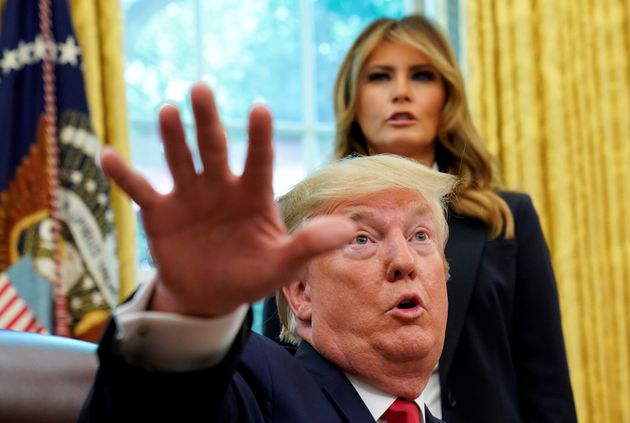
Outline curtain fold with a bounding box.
[466,1,630,421]
[68,0,136,340]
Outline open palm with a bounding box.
[102,83,354,317]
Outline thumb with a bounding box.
[281,215,356,269]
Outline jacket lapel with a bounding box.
[439,213,487,382]
[295,342,374,423]
[425,405,446,422]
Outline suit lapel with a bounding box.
[425,405,445,422]
[295,342,374,423]
[439,213,487,382]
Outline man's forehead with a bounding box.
[320,190,432,219]
[343,203,431,221]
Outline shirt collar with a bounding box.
[345,372,426,423]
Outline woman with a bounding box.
[265,15,577,422]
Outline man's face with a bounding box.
[287,188,447,391]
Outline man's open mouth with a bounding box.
[396,298,419,309]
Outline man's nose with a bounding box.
[392,76,411,103]
[385,235,416,282]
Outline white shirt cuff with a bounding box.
[113,277,249,371]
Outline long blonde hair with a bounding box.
[333,15,513,239]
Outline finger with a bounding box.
[190,82,230,180]
[242,104,273,196]
[159,104,197,190]
[280,216,356,271]
[100,146,158,209]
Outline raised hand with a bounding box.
[101,83,355,317]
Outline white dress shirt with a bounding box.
[424,365,442,418]
[114,279,248,371]
[346,373,426,423]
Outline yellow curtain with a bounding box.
[68,0,137,340]
[466,1,630,421]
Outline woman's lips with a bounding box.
[387,112,416,126]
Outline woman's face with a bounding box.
[356,40,446,166]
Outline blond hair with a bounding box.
[277,154,457,344]
[333,15,513,239]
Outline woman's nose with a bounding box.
[392,76,411,103]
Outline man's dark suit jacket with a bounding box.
[264,192,577,422]
[80,317,444,422]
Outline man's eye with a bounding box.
[354,235,370,244]
[414,231,428,241]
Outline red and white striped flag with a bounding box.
[0,272,47,334]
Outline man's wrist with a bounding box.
[113,278,249,371]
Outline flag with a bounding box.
[0,0,120,337]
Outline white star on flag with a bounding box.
[33,35,46,61]
[1,48,20,74]
[17,41,34,66]
[58,36,80,66]
[0,34,83,80]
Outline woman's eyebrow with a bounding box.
[363,64,393,71]
[410,63,436,70]
[364,62,434,71]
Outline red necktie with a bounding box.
[382,399,421,423]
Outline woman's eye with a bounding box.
[414,231,428,241]
[367,72,389,82]
[412,70,436,81]
[353,235,370,244]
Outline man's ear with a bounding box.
[282,278,312,323]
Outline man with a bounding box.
[80,83,456,422]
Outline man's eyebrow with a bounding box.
[408,203,433,222]
[342,202,432,221]
[413,202,432,216]
[343,208,378,222]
